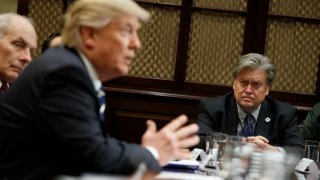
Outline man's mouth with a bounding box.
[125,56,133,65]
[242,97,253,101]
[11,66,22,74]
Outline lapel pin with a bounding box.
[265,117,271,122]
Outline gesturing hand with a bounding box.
[141,114,199,166]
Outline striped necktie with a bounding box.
[97,87,106,121]
[242,113,255,137]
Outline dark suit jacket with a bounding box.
[0,83,5,97]
[197,91,304,156]
[0,47,160,180]
[298,102,320,141]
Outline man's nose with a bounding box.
[244,84,253,93]
[130,32,141,49]
[20,48,32,63]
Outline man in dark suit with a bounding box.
[197,53,304,156]
[0,0,199,179]
[0,13,37,180]
[0,13,37,96]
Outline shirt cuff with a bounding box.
[277,146,286,153]
[145,146,159,160]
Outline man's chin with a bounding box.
[120,67,130,75]
[239,103,255,112]
[5,73,19,82]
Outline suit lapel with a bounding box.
[73,48,107,136]
[225,96,239,135]
[255,99,272,138]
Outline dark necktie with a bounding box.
[1,82,9,93]
[97,88,106,121]
[243,113,255,137]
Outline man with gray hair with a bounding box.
[197,53,304,156]
[0,13,37,96]
[0,0,199,179]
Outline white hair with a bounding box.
[0,13,34,38]
[62,0,150,48]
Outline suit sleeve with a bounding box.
[280,107,304,157]
[196,99,214,150]
[298,102,320,141]
[35,65,160,174]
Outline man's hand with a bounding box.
[141,114,199,166]
[246,135,279,152]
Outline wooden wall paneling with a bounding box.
[173,0,193,89]
[107,111,181,143]
[17,0,68,19]
[242,0,258,54]
[105,77,177,91]
[17,0,29,15]
[104,87,199,143]
[62,0,69,13]
[106,0,319,112]
[16,0,318,144]
[316,54,320,96]
[266,0,320,95]
[252,0,270,54]
[242,0,270,54]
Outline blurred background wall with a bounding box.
[11,0,320,143]
[0,0,18,13]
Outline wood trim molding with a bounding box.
[316,54,320,96]
[17,0,29,15]
[105,85,316,110]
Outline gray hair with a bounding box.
[62,0,150,49]
[232,53,276,86]
[0,13,34,38]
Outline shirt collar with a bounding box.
[237,104,261,123]
[77,50,102,92]
[0,81,9,88]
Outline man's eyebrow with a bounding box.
[123,22,134,29]
[14,37,27,45]
[124,21,141,30]
[17,37,37,50]
[252,79,265,84]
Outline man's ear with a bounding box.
[233,81,235,90]
[79,26,95,49]
[265,85,270,95]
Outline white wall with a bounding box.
[0,0,18,13]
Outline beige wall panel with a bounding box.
[0,0,18,13]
